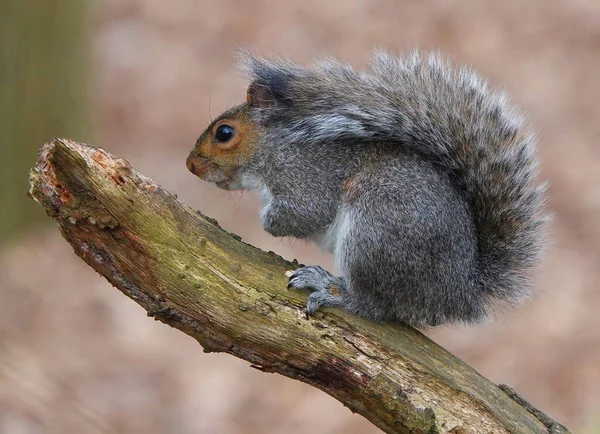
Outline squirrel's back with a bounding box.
[241,50,548,307]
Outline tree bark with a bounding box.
[27,138,569,434]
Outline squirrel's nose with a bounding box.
[186,155,212,176]
[186,155,196,174]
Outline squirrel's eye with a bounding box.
[215,124,235,143]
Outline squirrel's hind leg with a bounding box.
[287,266,348,318]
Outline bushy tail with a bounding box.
[241,50,549,302]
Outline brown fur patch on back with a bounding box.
[342,175,361,204]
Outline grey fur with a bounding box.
[235,50,548,326]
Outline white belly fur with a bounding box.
[313,207,352,271]
[241,173,274,227]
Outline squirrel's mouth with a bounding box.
[186,155,242,190]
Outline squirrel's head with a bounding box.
[186,80,282,190]
[186,101,259,190]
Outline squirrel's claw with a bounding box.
[287,266,347,319]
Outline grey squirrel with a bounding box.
[186,50,548,327]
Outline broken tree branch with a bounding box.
[27,138,569,434]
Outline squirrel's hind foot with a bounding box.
[287,266,347,318]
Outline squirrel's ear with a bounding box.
[247,81,275,109]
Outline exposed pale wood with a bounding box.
[28,138,569,434]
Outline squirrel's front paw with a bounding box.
[287,266,332,291]
[287,266,346,318]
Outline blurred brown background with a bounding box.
[1,1,600,433]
